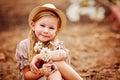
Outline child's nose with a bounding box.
[43,28,49,33]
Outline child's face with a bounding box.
[32,16,59,43]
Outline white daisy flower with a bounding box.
[34,42,43,52]
[40,48,51,62]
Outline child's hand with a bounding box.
[30,62,39,74]
[30,54,40,74]
[41,63,53,76]
[30,63,39,74]
[47,60,58,73]
[50,63,58,73]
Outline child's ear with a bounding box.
[56,28,60,35]
[31,21,35,30]
[57,28,60,33]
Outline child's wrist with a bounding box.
[38,68,44,76]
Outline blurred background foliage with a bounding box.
[0,0,120,31]
[0,0,120,80]
[0,0,70,31]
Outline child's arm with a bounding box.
[23,63,52,80]
[50,39,70,62]
[30,54,42,74]
[31,49,67,62]
[22,66,44,80]
[50,49,67,61]
[31,49,67,63]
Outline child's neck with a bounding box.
[43,41,49,46]
[38,41,50,47]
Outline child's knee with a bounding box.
[47,71,62,80]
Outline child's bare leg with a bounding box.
[54,61,83,80]
[47,70,62,80]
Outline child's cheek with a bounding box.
[36,27,43,33]
[52,32,56,37]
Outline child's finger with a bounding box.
[30,64,39,74]
[51,63,58,73]
[48,60,53,64]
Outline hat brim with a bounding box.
[28,6,66,30]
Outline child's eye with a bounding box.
[40,24,45,27]
[49,27,55,30]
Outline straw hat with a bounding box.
[28,4,66,30]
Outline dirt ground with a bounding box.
[0,21,120,80]
[0,0,120,80]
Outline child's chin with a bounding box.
[38,39,49,42]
